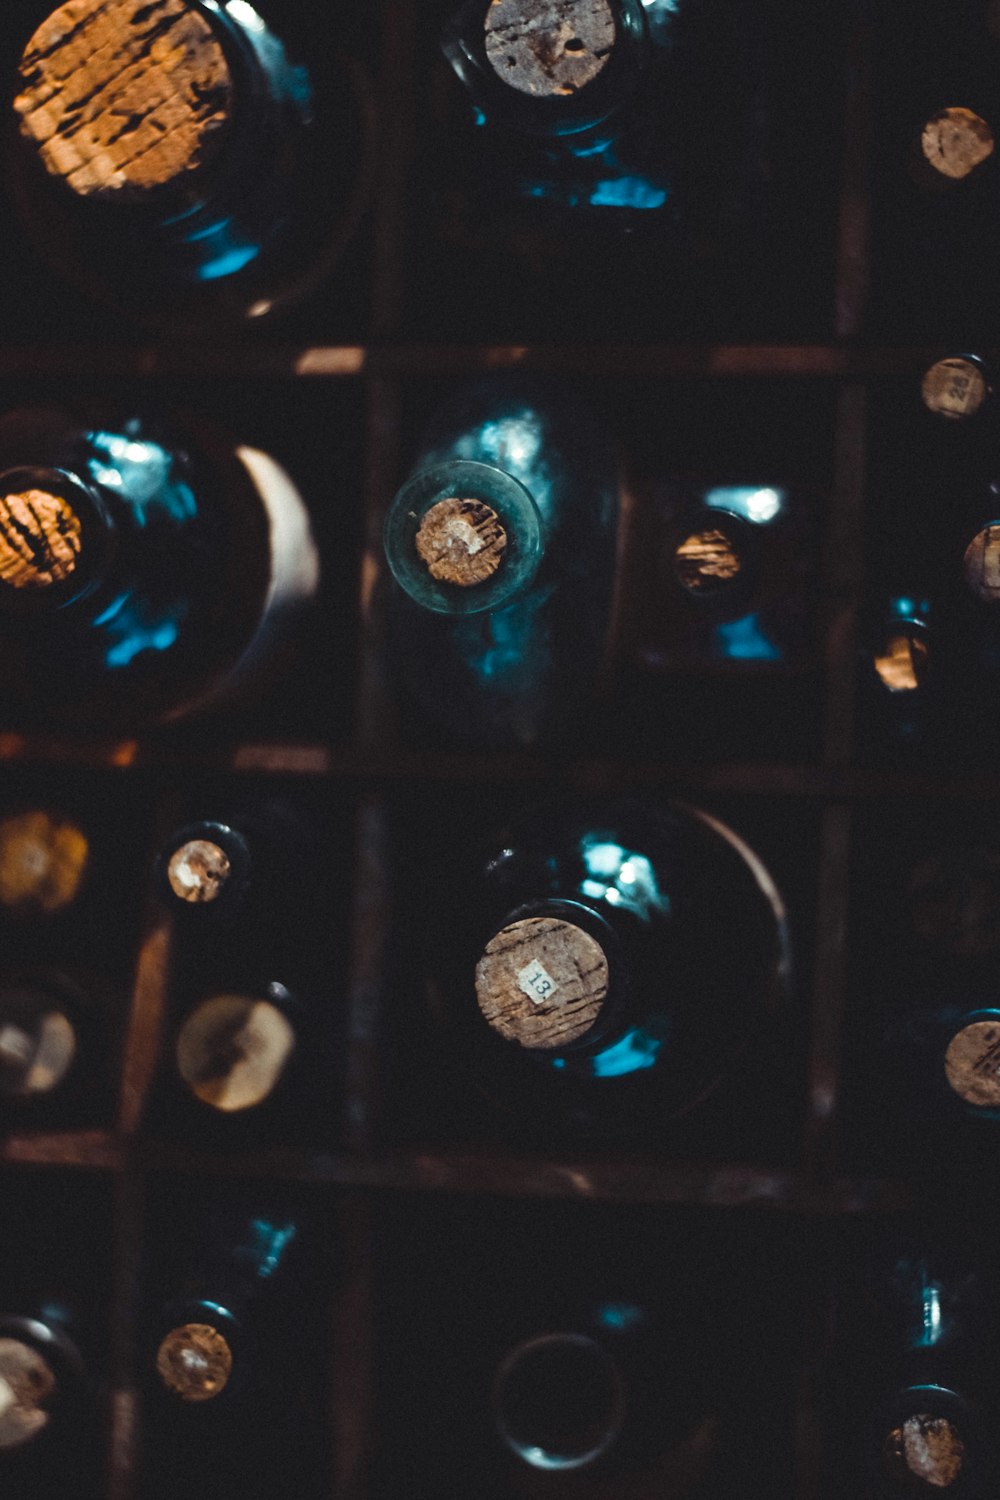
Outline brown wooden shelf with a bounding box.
[0,1129,122,1170]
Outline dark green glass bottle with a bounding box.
[0,404,319,731]
[0,1301,94,1493]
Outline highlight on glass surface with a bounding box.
[492,1332,626,1471]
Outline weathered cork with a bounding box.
[873,631,928,693]
[883,1414,965,1489]
[156,1323,233,1402]
[945,1020,1000,1108]
[475,916,609,1048]
[0,1010,77,1098]
[167,838,233,904]
[673,527,743,593]
[963,525,1000,602]
[921,358,988,420]
[0,1338,55,1450]
[0,489,82,590]
[14,0,233,200]
[0,810,89,914]
[484,0,616,98]
[920,108,994,181]
[415,497,507,587]
[176,994,295,1112]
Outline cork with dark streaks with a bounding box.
[883,1414,965,1488]
[484,0,616,98]
[14,0,233,200]
[0,489,82,589]
[920,108,994,181]
[415,497,507,586]
[475,916,610,1048]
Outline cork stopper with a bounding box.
[910,852,1000,957]
[14,0,234,201]
[484,0,616,98]
[0,488,83,590]
[963,525,1000,601]
[415,498,507,587]
[156,1323,233,1403]
[0,1338,56,1450]
[166,839,232,905]
[176,994,295,1112]
[944,1020,1000,1107]
[883,1414,965,1489]
[921,358,989,420]
[920,108,995,181]
[0,811,89,915]
[475,916,610,1049]
[0,1009,76,1099]
[874,631,929,693]
[673,526,743,594]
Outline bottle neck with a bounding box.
[880,1389,971,1492]
[0,1310,84,1452]
[385,459,544,615]
[174,984,299,1116]
[492,1332,626,1471]
[157,821,253,917]
[0,977,78,1106]
[0,466,115,615]
[668,506,757,620]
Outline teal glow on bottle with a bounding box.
[383,378,619,747]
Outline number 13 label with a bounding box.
[517,958,559,1006]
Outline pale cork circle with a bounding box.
[0,1339,56,1450]
[485,0,616,98]
[0,1011,77,1097]
[674,528,743,592]
[921,359,988,420]
[475,916,610,1049]
[156,1323,233,1402]
[415,498,507,587]
[920,107,994,180]
[176,994,295,1112]
[167,839,232,904]
[14,0,234,200]
[0,490,82,589]
[883,1415,965,1489]
[0,811,89,914]
[963,525,1000,601]
[944,1020,1000,1107]
[874,632,928,693]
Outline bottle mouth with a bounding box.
[881,1389,969,1491]
[0,466,112,612]
[175,990,296,1113]
[963,522,1000,602]
[475,912,612,1050]
[943,1011,1000,1109]
[873,621,930,694]
[384,460,543,615]
[483,0,619,102]
[0,809,89,916]
[156,1321,235,1403]
[0,989,77,1102]
[0,1335,57,1449]
[493,1332,626,1471]
[157,822,251,913]
[920,107,995,182]
[670,507,755,602]
[921,356,990,420]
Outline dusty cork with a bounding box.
[484,0,616,98]
[963,525,1000,601]
[0,811,89,914]
[945,1020,1000,1107]
[415,498,507,586]
[167,839,232,904]
[874,631,928,693]
[883,1414,965,1489]
[673,527,743,593]
[176,994,295,1112]
[920,108,994,181]
[156,1323,233,1402]
[0,1339,55,1450]
[0,490,82,590]
[475,916,610,1049]
[14,0,234,200]
[921,358,988,420]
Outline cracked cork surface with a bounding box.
[484,0,616,98]
[475,915,610,1048]
[167,839,233,904]
[415,497,508,586]
[157,1323,233,1402]
[14,0,233,199]
[883,1414,965,1489]
[0,489,83,590]
[920,108,994,181]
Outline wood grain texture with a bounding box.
[484,0,615,98]
[0,488,82,589]
[475,916,609,1048]
[415,497,507,586]
[921,358,988,420]
[14,0,233,199]
[920,108,994,181]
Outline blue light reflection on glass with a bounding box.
[713,613,781,662]
[581,839,670,922]
[597,1302,644,1332]
[918,1283,943,1348]
[590,1026,662,1076]
[199,244,262,282]
[104,613,181,669]
[589,177,667,209]
[705,486,786,525]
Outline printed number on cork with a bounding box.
[517,958,560,1005]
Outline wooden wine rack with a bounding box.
[2,0,998,1495]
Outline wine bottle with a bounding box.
[863,592,939,756]
[920,355,993,426]
[151,1214,297,1407]
[0,808,89,920]
[0,1301,92,1485]
[0,404,319,730]
[7,0,370,324]
[425,797,790,1139]
[383,378,619,746]
[0,970,104,1124]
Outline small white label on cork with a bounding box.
[517,959,559,1005]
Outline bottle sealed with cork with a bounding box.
[7,0,370,324]
[0,1300,96,1495]
[0,404,319,731]
[383,378,619,747]
[424,797,790,1141]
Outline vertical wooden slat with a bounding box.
[833,0,873,339]
[370,0,419,338]
[330,1195,376,1500]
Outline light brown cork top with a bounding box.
[14,0,234,200]
[674,527,743,592]
[0,1011,77,1098]
[484,0,616,98]
[944,1020,1000,1107]
[0,810,89,914]
[921,358,988,420]
[415,498,507,587]
[0,1339,55,1450]
[963,525,1000,601]
[176,994,295,1112]
[883,1414,965,1489]
[920,108,995,181]
[475,916,609,1049]
[156,1323,233,1402]
[0,489,82,589]
[167,839,232,904]
[874,631,928,693]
